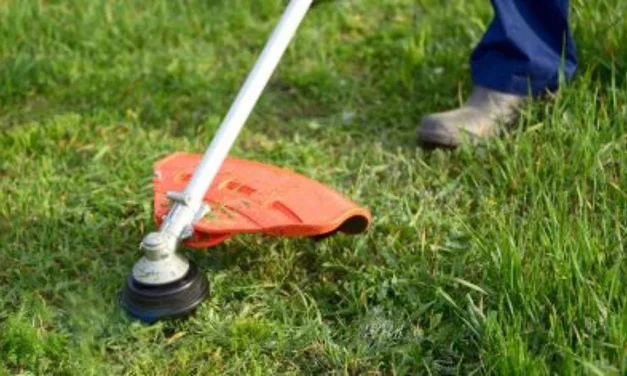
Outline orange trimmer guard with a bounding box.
[153,152,371,249]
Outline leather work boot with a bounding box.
[416,86,529,148]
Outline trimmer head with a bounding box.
[120,262,209,324]
[152,152,371,248]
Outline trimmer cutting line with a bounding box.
[120,0,372,323]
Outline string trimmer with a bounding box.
[120,0,371,323]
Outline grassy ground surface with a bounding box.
[1,0,626,374]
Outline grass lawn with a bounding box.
[1,0,626,374]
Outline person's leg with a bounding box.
[471,0,577,95]
[417,0,577,148]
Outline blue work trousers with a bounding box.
[471,0,577,96]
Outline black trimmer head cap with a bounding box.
[120,262,209,324]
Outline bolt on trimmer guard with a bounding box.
[120,0,371,324]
